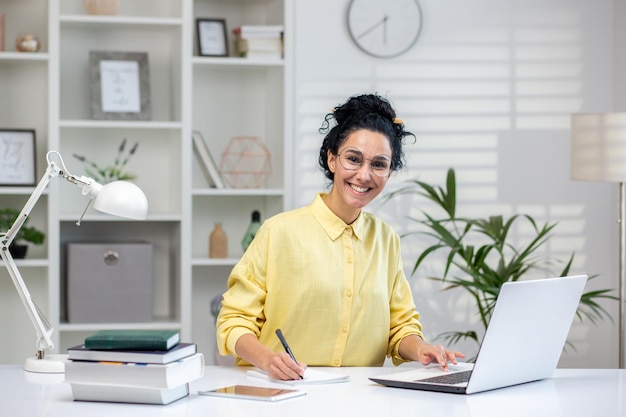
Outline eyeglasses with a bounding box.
[336,149,392,178]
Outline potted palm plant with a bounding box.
[384,168,616,355]
[0,207,45,259]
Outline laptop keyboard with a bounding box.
[416,370,472,385]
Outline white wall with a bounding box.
[291,0,620,368]
[616,0,626,111]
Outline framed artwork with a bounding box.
[0,129,36,186]
[197,18,229,57]
[90,51,151,120]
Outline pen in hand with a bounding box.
[275,329,304,379]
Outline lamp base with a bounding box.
[24,353,68,373]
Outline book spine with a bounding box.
[65,353,205,389]
[192,131,224,188]
[67,343,197,364]
[84,339,171,350]
[71,383,189,405]
[232,25,284,39]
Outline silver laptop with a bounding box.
[370,275,588,394]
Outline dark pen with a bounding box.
[275,329,304,379]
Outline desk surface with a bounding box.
[1,365,624,417]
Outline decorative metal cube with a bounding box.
[220,136,272,188]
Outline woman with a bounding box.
[216,93,464,380]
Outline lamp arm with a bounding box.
[3,162,62,245]
[0,161,63,355]
[0,250,54,355]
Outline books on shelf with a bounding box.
[192,130,225,188]
[65,352,205,389]
[70,382,190,405]
[236,38,282,60]
[233,25,284,39]
[84,329,180,351]
[67,342,197,364]
[233,25,283,59]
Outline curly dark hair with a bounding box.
[318,93,415,181]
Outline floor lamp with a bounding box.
[570,113,626,368]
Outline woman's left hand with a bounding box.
[399,335,465,371]
[417,343,465,371]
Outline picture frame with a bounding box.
[196,18,229,57]
[90,51,151,121]
[0,129,36,186]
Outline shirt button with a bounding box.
[333,360,340,366]
[342,326,348,333]
[346,290,352,297]
[347,257,353,264]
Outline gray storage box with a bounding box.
[66,242,154,323]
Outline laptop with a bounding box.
[370,274,588,394]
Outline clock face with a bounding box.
[347,0,423,59]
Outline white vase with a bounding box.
[83,0,120,15]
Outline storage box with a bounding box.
[66,242,154,323]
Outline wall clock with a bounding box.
[347,0,423,59]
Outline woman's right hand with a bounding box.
[267,351,307,380]
[235,333,307,380]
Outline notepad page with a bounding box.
[246,368,349,385]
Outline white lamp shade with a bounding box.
[570,113,626,182]
[93,180,148,220]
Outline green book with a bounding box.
[84,330,180,351]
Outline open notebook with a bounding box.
[247,368,349,385]
[370,275,588,394]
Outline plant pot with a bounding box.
[9,244,28,259]
[83,0,120,15]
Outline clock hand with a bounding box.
[383,15,388,44]
[356,15,389,40]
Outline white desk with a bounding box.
[1,365,623,417]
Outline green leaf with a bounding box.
[443,168,456,217]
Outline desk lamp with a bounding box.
[570,113,626,368]
[0,150,148,373]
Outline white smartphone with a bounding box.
[198,385,306,402]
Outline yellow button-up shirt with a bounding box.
[216,193,423,367]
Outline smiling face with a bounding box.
[324,129,392,224]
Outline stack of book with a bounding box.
[232,25,284,60]
[65,329,204,405]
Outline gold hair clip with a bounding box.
[393,117,404,125]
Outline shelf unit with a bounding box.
[0,0,291,365]
[189,0,291,360]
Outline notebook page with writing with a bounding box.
[246,368,349,385]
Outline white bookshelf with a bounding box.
[0,0,292,364]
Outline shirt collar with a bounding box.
[311,193,365,241]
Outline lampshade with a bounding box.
[93,180,148,220]
[570,113,626,182]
